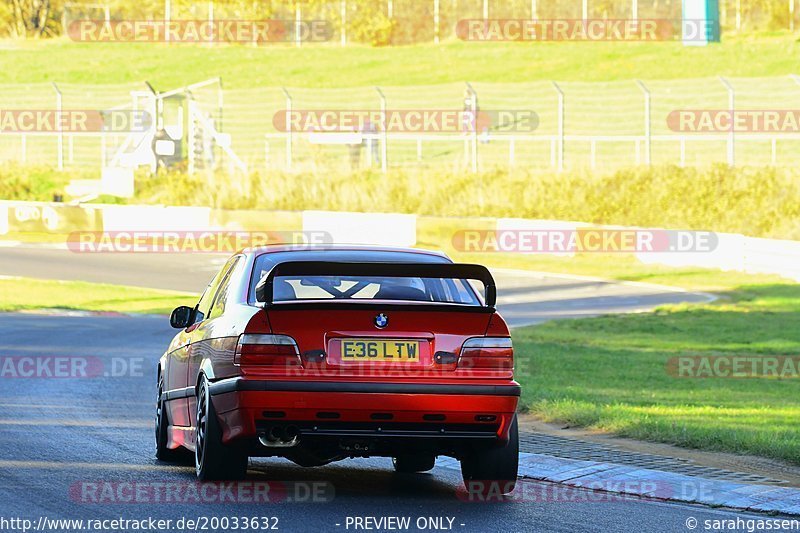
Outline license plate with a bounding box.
[340,339,420,362]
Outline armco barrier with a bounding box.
[0,201,798,283]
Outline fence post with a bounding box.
[552,81,564,172]
[388,0,393,18]
[281,87,293,171]
[632,0,638,21]
[719,76,735,166]
[483,0,489,19]
[791,0,796,32]
[375,87,388,173]
[341,0,347,47]
[582,0,588,19]
[465,82,478,172]
[52,82,63,170]
[434,0,440,44]
[635,80,651,165]
[531,0,537,19]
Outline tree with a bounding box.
[4,0,60,37]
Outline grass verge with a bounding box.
[5,164,800,241]
[0,277,197,315]
[1,36,799,87]
[513,282,800,464]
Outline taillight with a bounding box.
[235,334,301,366]
[459,337,513,370]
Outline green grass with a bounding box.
[0,277,197,315]
[513,282,800,464]
[126,165,800,240]
[0,164,93,202]
[7,164,798,240]
[1,34,799,87]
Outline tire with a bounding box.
[155,374,192,463]
[392,454,436,473]
[195,377,248,481]
[460,414,519,495]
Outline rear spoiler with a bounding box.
[255,261,496,307]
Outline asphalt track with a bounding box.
[0,313,792,533]
[0,244,715,327]
[2,245,779,533]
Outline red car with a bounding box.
[156,245,520,491]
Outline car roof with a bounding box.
[243,243,450,260]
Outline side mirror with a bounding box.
[170,306,194,329]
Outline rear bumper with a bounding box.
[208,377,520,444]
[208,377,521,397]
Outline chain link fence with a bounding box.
[1,76,799,174]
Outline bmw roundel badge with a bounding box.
[374,313,389,329]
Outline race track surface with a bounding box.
[0,313,784,533]
[0,245,714,327]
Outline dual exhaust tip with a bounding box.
[259,425,300,448]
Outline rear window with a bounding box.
[250,251,481,305]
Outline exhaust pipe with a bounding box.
[285,426,299,441]
[259,425,300,448]
[268,426,284,442]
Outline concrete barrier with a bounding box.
[0,200,103,234]
[744,236,800,281]
[302,210,416,247]
[100,205,211,232]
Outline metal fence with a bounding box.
[2,75,800,174]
